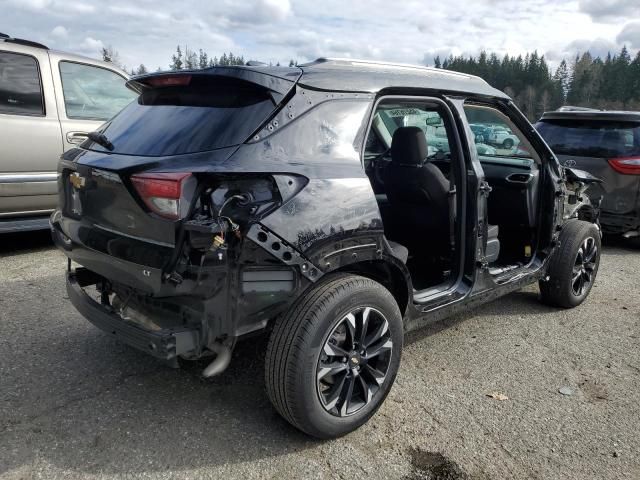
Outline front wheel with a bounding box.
[502,138,514,149]
[265,274,403,439]
[539,220,601,308]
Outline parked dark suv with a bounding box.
[536,108,640,243]
[51,59,602,439]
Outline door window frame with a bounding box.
[0,49,45,117]
[455,97,561,277]
[57,60,131,121]
[360,94,470,302]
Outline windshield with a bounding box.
[536,119,640,158]
[85,75,276,156]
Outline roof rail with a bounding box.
[556,106,600,112]
[0,33,48,50]
[301,57,478,79]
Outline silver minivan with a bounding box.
[0,33,136,232]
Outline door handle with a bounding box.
[66,131,89,145]
[506,173,533,184]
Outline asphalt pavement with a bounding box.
[1,231,639,479]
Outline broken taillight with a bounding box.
[131,172,195,220]
[608,157,640,175]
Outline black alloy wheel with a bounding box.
[316,307,393,417]
[571,236,597,296]
[265,274,403,439]
[539,220,601,308]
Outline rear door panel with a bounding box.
[0,46,62,216]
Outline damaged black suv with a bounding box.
[51,58,602,439]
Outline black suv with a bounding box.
[51,59,602,439]
[536,108,640,243]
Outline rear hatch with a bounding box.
[56,68,299,286]
[536,117,640,215]
[52,68,299,292]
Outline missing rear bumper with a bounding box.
[66,270,201,361]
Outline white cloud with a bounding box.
[79,36,104,54]
[617,22,640,49]
[223,0,291,26]
[50,25,68,38]
[562,38,620,59]
[579,0,640,22]
[6,0,53,9]
[1,0,637,71]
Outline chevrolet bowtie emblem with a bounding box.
[69,172,86,189]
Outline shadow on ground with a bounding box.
[0,229,52,256]
[0,331,320,476]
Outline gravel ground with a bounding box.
[1,231,639,479]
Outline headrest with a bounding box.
[391,126,428,166]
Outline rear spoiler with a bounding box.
[126,66,303,105]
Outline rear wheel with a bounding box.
[265,274,403,439]
[539,220,601,308]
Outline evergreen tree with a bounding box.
[101,46,123,68]
[553,60,570,98]
[183,47,197,70]
[198,49,209,69]
[170,46,183,71]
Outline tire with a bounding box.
[265,273,403,439]
[539,220,601,308]
[502,138,514,149]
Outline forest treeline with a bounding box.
[103,44,639,121]
[434,47,640,120]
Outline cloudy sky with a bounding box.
[2,0,640,72]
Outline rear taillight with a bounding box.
[608,157,640,175]
[131,172,195,220]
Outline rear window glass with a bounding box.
[0,51,43,116]
[536,119,640,158]
[87,76,275,156]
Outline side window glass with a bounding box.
[365,106,452,159]
[464,104,539,166]
[59,61,137,121]
[0,51,44,116]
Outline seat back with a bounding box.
[384,126,449,213]
[382,126,450,252]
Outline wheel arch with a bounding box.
[332,258,412,317]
